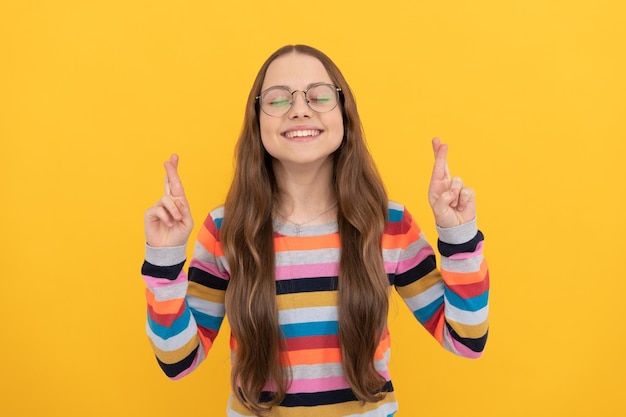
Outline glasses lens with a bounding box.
[306,84,338,113]
[261,87,292,116]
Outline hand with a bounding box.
[428,138,476,228]
[144,154,194,247]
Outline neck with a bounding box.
[272,158,337,225]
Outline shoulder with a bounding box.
[387,200,417,225]
[206,205,225,229]
[387,200,408,222]
[196,205,225,242]
[385,201,422,238]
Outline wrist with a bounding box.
[145,243,187,266]
[436,218,478,245]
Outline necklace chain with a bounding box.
[274,200,338,231]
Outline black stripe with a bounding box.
[189,266,229,291]
[386,273,395,285]
[445,322,488,353]
[276,276,338,295]
[437,230,484,258]
[156,345,199,378]
[393,254,437,287]
[259,381,394,407]
[141,260,185,281]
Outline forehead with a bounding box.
[261,53,333,90]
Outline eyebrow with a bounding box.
[263,82,329,91]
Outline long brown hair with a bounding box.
[221,45,389,415]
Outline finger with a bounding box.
[164,154,186,198]
[456,186,474,212]
[432,137,441,157]
[159,195,183,221]
[431,188,460,227]
[174,197,193,225]
[449,177,463,207]
[156,206,176,227]
[431,137,450,181]
[170,153,179,170]
[145,205,176,227]
[147,196,182,225]
[163,154,176,195]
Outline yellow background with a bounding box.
[1,0,625,416]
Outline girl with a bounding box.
[142,44,489,417]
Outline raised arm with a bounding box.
[427,138,488,356]
[141,156,223,379]
[393,138,488,358]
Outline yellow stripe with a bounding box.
[447,317,489,339]
[150,336,200,364]
[276,290,338,310]
[394,269,442,299]
[188,281,226,304]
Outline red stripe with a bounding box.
[147,303,185,327]
[198,326,219,343]
[423,304,445,336]
[203,215,218,237]
[284,335,340,351]
[448,272,490,298]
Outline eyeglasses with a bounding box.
[256,83,342,117]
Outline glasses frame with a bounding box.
[255,82,342,117]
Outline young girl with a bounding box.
[142,44,489,417]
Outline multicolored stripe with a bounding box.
[141,201,489,416]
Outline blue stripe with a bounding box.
[444,287,489,312]
[147,306,191,339]
[280,321,338,338]
[388,208,403,222]
[414,295,443,324]
[191,309,224,331]
[214,217,223,229]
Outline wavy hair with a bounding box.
[221,45,389,416]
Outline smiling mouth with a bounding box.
[283,129,322,139]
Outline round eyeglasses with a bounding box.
[256,83,342,117]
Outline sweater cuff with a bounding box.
[436,218,478,245]
[145,243,187,267]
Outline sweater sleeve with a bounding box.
[141,208,229,379]
[392,206,489,358]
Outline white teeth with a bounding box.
[285,129,320,139]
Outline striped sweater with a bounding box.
[142,201,489,416]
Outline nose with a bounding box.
[288,91,312,118]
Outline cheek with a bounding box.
[328,113,345,143]
[259,116,277,147]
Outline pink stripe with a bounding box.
[447,241,484,260]
[189,258,230,280]
[275,263,339,280]
[450,338,482,358]
[286,370,391,393]
[287,376,350,393]
[391,246,435,274]
[142,272,186,288]
[444,328,483,359]
[170,354,202,380]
